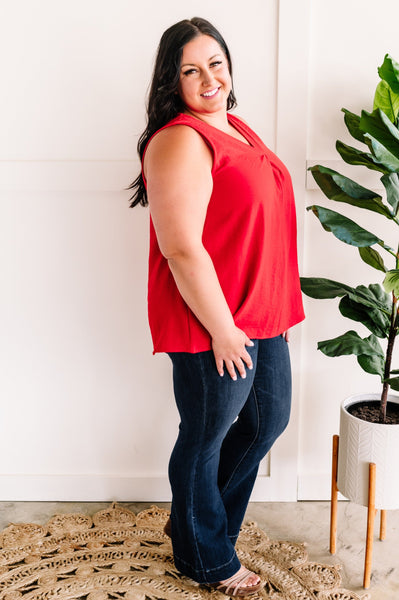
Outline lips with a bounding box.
[201,86,220,98]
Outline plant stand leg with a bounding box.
[363,462,376,589]
[379,510,387,541]
[330,435,339,554]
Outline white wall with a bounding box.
[2,0,398,502]
[0,0,280,501]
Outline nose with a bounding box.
[201,68,215,86]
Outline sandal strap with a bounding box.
[217,568,259,596]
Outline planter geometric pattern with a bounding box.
[337,394,399,510]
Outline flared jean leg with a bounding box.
[167,336,291,584]
[167,346,258,584]
[217,336,292,542]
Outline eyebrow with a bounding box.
[180,54,222,69]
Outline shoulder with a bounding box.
[144,124,212,177]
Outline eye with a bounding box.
[183,68,197,76]
[210,60,223,68]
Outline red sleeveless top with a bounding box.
[144,113,304,353]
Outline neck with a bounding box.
[184,108,229,130]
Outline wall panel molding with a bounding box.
[0,161,135,192]
[275,0,311,501]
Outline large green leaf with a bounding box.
[358,246,387,272]
[357,353,385,377]
[307,205,381,247]
[339,294,390,338]
[378,54,399,95]
[360,109,399,159]
[368,282,392,305]
[383,269,399,296]
[300,277,391,313]
[342,108,367,143]
[336,140,390,174]
[300,277,354,299]
[367,136,399,172]
[367,331,386,356]
[373,80,399,123]
[381,172,399,215]
[308,165,391,217]
[384,376,399,391]
[318,331,384,358]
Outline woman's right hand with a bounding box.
[212,327,254,380]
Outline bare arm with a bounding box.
[144,125,253,379]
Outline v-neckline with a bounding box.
[225,115,253,147]
[182,113,255,149]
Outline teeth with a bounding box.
[202,87,219,97]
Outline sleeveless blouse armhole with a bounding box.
[198,133,216,173]
[176,125,216,173]
[141,123,216,187]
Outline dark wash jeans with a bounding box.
[167,335,291,584]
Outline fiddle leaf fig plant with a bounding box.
[301,54,399,424]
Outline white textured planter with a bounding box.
[337,393,399,510]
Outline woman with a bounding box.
[130,17,304,596]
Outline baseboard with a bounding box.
[1,473,318,503]
[0,475,172,502]
[0,474,299,503]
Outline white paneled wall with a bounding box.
[1,0,281,501]
[2,0,399,501]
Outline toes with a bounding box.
[241,569,260,588]
[218,566,260,591]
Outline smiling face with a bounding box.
[177,34,232,118]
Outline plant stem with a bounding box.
[377,240,397,258]
[381,234,399,425]
[381,247,399,422]
[381,310,396,423]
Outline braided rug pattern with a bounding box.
[0,503,369,600]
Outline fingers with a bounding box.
[215,356,224,377]
[216,356,248,381]
[214,348,253,381]
[283,329,290,342]
[225,357,247,381]
[242,347,253,371]
[212,328,254,381]
[225,360,238,381]
[245,335,255,347]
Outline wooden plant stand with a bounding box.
[329,434,387,589]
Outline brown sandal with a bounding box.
[211,567,263,597]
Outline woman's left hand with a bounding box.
[282,329,290,342]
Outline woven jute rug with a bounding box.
[0,503,370,600]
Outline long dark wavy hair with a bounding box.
[128,17,237,207]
